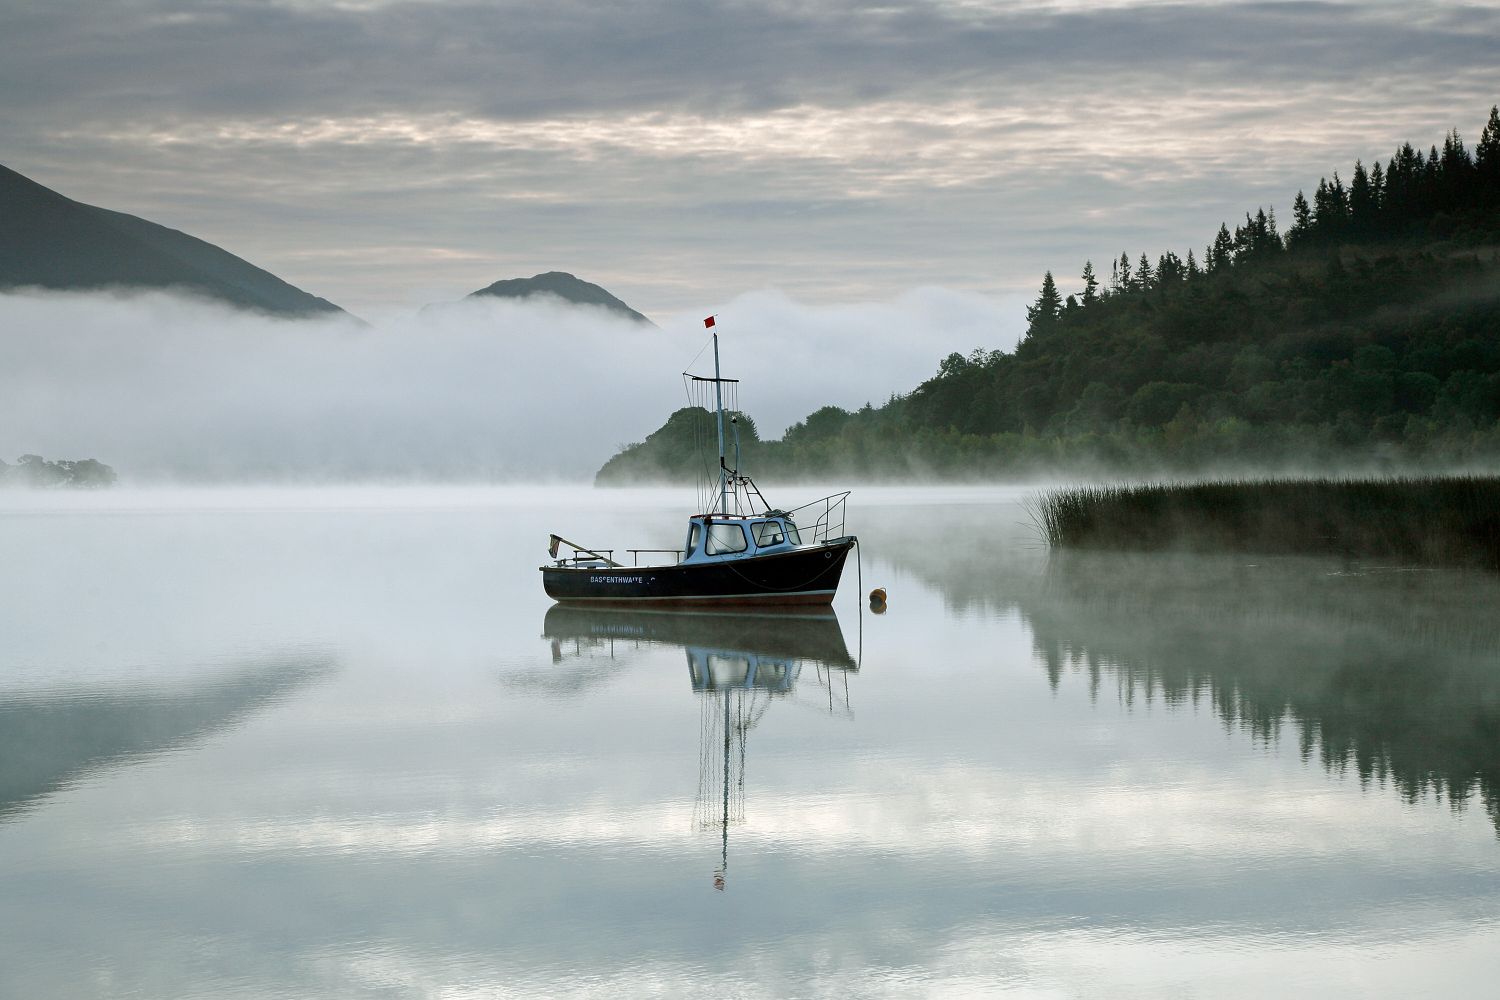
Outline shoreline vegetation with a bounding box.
[599,106,1500,484]
[1029,475,1500,571]
[0,455,116,489]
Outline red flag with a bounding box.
[704,315,716,328]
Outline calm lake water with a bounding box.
[2,485,1498,998]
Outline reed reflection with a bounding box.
[541,606,859,888]
[0,655,334,823]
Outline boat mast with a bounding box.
[712,328,728,515]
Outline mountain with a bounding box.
[0,163,347,318]
[464,271,654,325]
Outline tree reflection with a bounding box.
[865,504,1500,836]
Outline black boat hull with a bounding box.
[541,537,856,607]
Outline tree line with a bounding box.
[1028,105,1500,333]
[601,106,1500,482]
[0,454,117,488]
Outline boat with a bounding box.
[541,317,859,607]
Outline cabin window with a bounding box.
[784,522,802,545]
[685,522,701,557]
[705,522,748,555]
[753,521,786,547]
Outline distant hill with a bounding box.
[463,271,654,325]
[596,407,761,484]
[0,163,347,318]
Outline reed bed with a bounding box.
[1029,476,1500,571]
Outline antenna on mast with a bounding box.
[706,314,728,516]
[685,315,743,516]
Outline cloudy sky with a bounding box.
[3,0,1499,322]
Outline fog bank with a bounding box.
[0,288,1017,481]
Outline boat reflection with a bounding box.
[541,606,859,889]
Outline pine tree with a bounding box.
[1386,143,1419,226]
[1288,190,1312,247]
[1440,129,1473,210]
[1312,178,1332,236]
[1118,252,1133,292]
[1209,224,1233,271]
[1247,208,1277,257]
[1025,271,1063,337]
[1136,253,1154,291]
[1080,260,1100,306]
[1476,106,1500,211]
[1349,160,1374,235]
[1232,216,1253,260]
[1478,105,1500,187]
[1186,248,1201,279]
[1157,251,1184,286]
[1312,174,1350,237]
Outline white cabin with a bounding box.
[680,514,803,565]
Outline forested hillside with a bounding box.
[601,107,1500,483]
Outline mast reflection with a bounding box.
[541,606,859,889]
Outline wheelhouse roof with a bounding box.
[691,511,793,520]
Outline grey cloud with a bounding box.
[3,1,1497,124]
[2,2,1497,316]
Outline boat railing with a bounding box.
[786,491,851,545]
[548,533,622,568]
[628,548,684,566]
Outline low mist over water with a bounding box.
[2,486,1497,997]
[0,289,1011,481]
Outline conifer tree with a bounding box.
[1080,260,1100,305]
[1025,271,1063,337]
[1208,224,1233,271]
[1232,217,1250,259]
[1157,251,1184,286]
[1312,178,1332,235]
[1478,106,1500,188]
[1136,253,1154,291]
[1349,161,1374,235]
[1386,143,1419,225]
[1118,252,1133,292]
[1439,130,1473,210]
[1288,191,1312,247]
[1186,248,1201,279]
